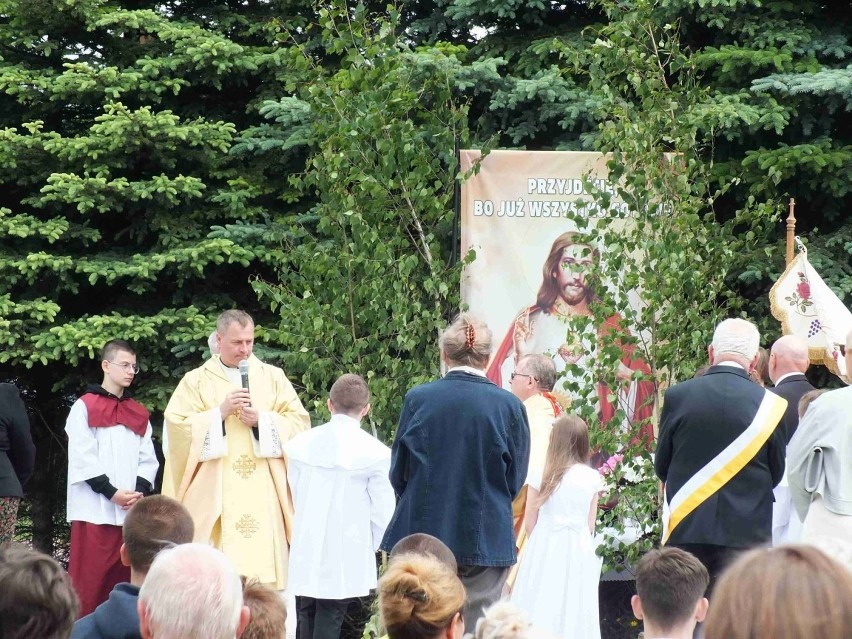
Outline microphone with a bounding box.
[238,360,251,407]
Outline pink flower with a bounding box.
[597,454,624,475]
[797,281,811,299]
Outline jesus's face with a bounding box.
[552,244,593,306]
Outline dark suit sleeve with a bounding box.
[2,385,36,486]
[388,396,413,496]
[767,427,786,488]
[506,403,531,500]
[655,390,675,483]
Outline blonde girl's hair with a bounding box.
[439,313,493,369]
[379,553,466,639]
[537,414,590,504]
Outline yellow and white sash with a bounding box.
[661,391,787,545]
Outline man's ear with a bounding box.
[695,597,709,623]
[748,352,760,373]
[138,600,152,639]
[327,398,334,414]
[630,594,644,620]
[707,345,714,365]
[236,605,251,638]
[119,543,131,568]
[359,403,371,419]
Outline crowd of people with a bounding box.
[0,309,851,639]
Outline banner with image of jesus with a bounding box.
[460,149,654,442]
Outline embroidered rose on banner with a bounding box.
[785,271,815,314]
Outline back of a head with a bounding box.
[240,579,286,639]
[797,388,827,419]
[518,354,557,392]
[139,543,243,639]
[711,318,760,364]
[329,373,370,416]
[475,601,530,639]
[538,414,590,504]
[123,495,195,574]
[0,543,79,639]
[440,313,492,369]
[704,545,852,639]
[634,547,708,634]
[389,533,458,573]
[379,553,466,639]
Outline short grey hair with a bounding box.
[711,318,760,361]
[216,309,253,335]
[518,354,557,391]
[139,544,243,639]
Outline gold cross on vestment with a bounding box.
[235,514,259,538]
[233,454,256,479]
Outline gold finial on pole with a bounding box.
[785,198,796,266]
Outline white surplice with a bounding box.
[65,399,159,525]
[284,413,395,599]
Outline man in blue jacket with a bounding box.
[72,496,194,639]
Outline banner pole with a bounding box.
[451,136,461,268]
[785,198,796,266]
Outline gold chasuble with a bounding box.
[162,354,310,589]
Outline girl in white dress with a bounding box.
[511,414,604,639]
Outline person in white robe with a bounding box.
[65,339,159,617]
[162,310,310,593]
[284,373,394,639]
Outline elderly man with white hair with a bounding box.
[655,318,788,593]
[138,543,250,639]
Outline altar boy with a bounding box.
[65,339,159,617]
[284,374,395,639]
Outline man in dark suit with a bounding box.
[656,318,787,592]
[768,335,814,444]
[0,383,36,544]
[767,334,815,545]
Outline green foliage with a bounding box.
[252,3,479,436]
[0,0,314,552]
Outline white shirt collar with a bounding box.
[716,361,746,371]
[446,365,486,377]
[328,413,361,428]
[774,371,804,385]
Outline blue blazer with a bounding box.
[380,371,530,567]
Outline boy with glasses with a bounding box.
[65,339,159,617]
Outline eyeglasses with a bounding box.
[107,361,140,374]
[510,372,534,382]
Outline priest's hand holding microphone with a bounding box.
[219,359,259,427]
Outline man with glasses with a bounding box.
[508,354,563,539]
[65,339,159,617]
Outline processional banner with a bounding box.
[770,247,851,384]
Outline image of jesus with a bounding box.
[487,231,655,444]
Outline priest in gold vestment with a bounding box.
[162,310,310,589]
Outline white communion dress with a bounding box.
[511,463,604,639]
